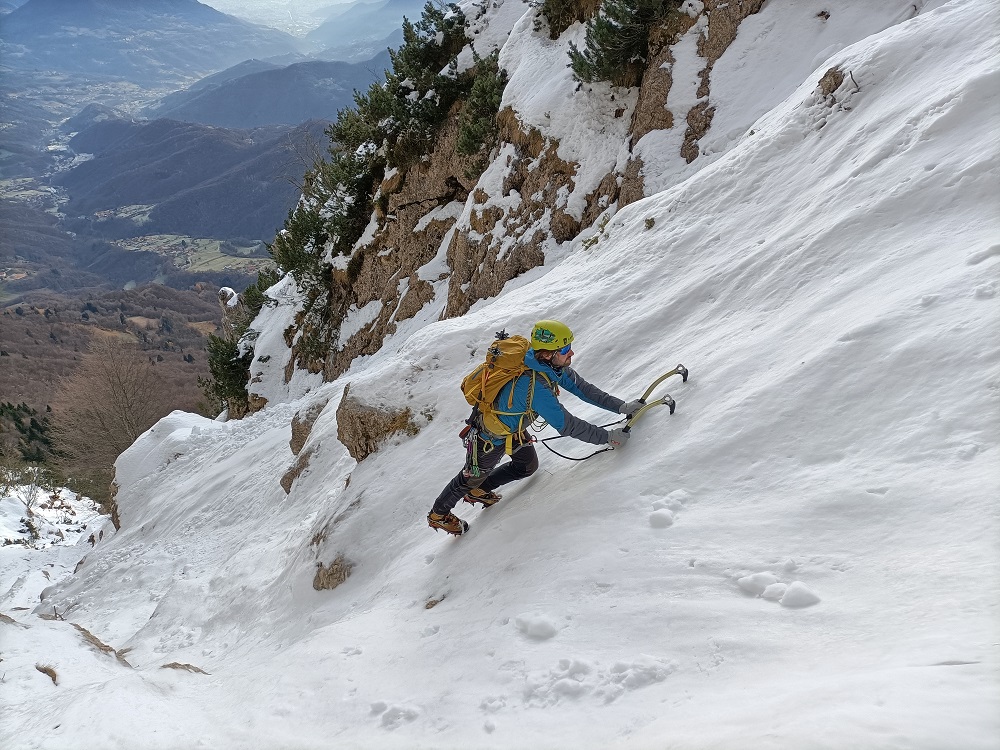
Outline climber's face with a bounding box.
[551,343,573,368]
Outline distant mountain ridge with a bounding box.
[142,53,391,128]
[0,0,301,84]
[306,0,420,60]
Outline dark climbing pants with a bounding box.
[430,434,538,516]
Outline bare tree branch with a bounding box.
[50,335,176,505]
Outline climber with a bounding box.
[427,319,641,535]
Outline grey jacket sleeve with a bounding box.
[558,406,610,446]
[562,367,624,413]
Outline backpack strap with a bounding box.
[504,371,554,455]
[481,370,557,455]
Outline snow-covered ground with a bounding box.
[2,0,998,748]
[1,485,105,612]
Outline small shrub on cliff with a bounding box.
[456,50,508,178]
[270,199,328,289]
[319,150,380,260]
[239,266,280,316]
[202,333,254,417]
[533,0,586,39]
[569,0,680,87]
[200,268,277,417]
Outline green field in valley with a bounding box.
[111,234,275,274]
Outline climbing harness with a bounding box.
[461,416,531,477]
[538,364,689,462]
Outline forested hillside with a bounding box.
[143,55,392,128]
[0,285,221,411]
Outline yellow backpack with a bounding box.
[460,333,552,454]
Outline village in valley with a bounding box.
[107,233,273,276]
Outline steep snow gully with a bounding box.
[2,1,998,748]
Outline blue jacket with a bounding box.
[489,349,624,446]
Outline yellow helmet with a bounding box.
[530,319,574,351]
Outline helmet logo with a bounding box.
[533,327,557,344]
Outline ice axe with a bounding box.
[623,364,688,433]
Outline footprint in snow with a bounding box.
[480,695,507,713]
[371,702,419,729]
[521,656,676,707]
[974,281,998,299]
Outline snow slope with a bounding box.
[2,1,998,748]
[0,487,105,612]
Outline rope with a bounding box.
[534,417,624,461]
[539,441,612,461]
[535,364,688,462]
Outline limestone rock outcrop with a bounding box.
[335,385,420,462]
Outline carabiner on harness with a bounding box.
[462,418,497,478]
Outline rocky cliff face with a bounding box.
[290,109,481,383]
[249,0,788,404]
[623,0,766,199]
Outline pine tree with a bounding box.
[202,334,254,417]
[456,50,508,177]
[569,0,679,88]
[534,0,582,40]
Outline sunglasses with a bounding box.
[557,343,573,355]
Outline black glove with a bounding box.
[607,427,630,448]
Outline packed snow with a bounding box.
[1,486,106,615]
[2,1,998,748]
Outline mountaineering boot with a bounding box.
[463,488,502,508]
[428,511,469,536]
